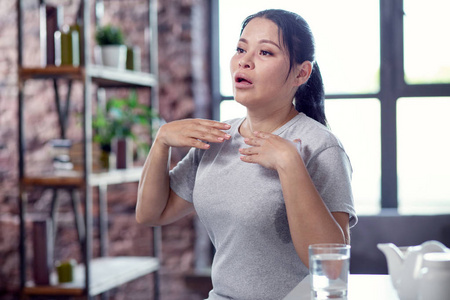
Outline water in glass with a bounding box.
[310,252,350,299]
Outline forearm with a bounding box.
[278,154,346,267]
[136,137,171,225]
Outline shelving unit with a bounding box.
[17,0,160,299]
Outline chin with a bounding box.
[235,93,266,109]
[233,91,251,104]
[233,96,250,108]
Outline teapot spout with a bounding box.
[377,243,405,288]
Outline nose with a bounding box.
[239,54,254,69]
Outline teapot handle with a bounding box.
[420,240,450,253]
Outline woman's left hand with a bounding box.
[239,131,301,170]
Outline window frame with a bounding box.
[209,0,450,210]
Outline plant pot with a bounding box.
[94,45,127,69]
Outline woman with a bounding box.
[136,9,357,299]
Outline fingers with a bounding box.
[192,124,231,143]
[238,145,258,156]
[238,140,269,167]
[239,133,301,170]
[188,138,211,150]
[239,133,265,162]
[161,119,231,149]
[187,123,231,149]
[242,131,269,145]
[239,131,272,154]
[198,119,231,131]
[239,154,256,164]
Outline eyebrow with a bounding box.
[239,38,281,50]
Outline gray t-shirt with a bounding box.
[170,113,357,300]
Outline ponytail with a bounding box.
[294,61,327,126]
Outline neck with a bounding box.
[241,105,298,137]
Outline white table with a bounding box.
[283,274,399,300]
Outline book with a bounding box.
[40,4,63,66]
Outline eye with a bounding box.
[236,47,245,54]
[260,50,273,56]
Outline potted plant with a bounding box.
[92,90,156,169]
[94,25,127,69]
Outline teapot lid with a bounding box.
[423,252,450,268]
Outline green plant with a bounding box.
[95,25,125,46]
[92,90,156,151]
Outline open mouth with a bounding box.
[235,74,252,85]
[237,78,251,84]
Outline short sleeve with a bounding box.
[169,147,204,203]
[306,146,358,228]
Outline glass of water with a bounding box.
[309,243,351,299]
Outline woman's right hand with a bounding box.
[156,119,232,149]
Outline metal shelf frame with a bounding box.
[16,1,160,299]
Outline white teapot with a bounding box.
[377,240,450,300]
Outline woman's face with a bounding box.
[230,17,299,112]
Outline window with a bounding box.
[403,0,450,84]
[397,97,450,214]
[212,0,450,215]
[326,99,381,215]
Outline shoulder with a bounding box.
[281,114,348,164]
[282,113,342,147]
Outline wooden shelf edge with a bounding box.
[19,66,84,80]
[24,256,159,297]
[24,285,84,296]
[22,174,84,187]
[21,167,143,187]
[19,65,158,88]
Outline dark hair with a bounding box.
[241,9,327,126]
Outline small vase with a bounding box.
[99,144,113,170]
[126,46,141,71]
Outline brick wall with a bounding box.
[0,0,210,299]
